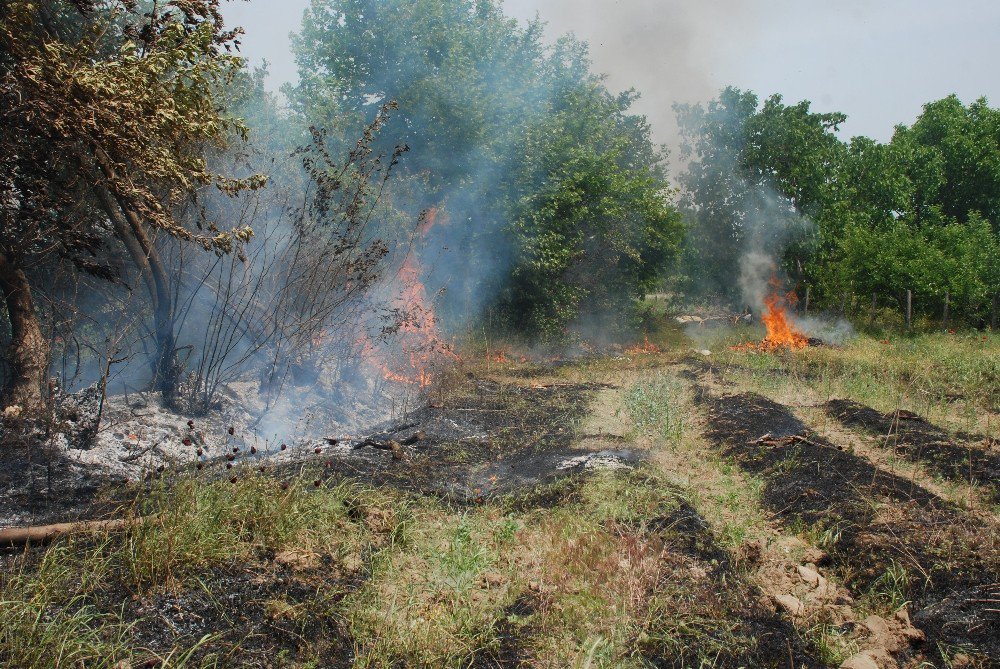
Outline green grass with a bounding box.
[624,374,685,443]
[0,539,131,669]
[0,473,410,668]
[718,330,999,417]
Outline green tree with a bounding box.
[0,0,256,411]
[676,88,846,299]
[291,0,682,340]
[505,81,681,338]
[822,96,1000,322]
[677,88,999,325]
[894,95,1000,228]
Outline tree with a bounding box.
[894,95,1000,228]
[291,0,682,340]
[504,80,682,338]
[0,0,256,411]
[676,88,847,300]
[677,88,999,324]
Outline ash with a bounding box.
[1,374,641,529]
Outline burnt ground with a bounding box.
[0,378,637,531]
[825,399,1000,501]
[124,561,360,668]
[274,377,643,504]
[693,385,1000,664]
[0,434,127,529]
[1,370,841,668]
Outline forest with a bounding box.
[1,1,998,668]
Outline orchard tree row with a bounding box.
[2,0,998,421]
[677,88,1000,325]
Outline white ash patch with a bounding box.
[51,377,402,479]
[60,391,257,479]
[556,451,636,471]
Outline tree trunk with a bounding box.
[92,183,177,401]
[0,252,49,412]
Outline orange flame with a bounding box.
[732,275,809,352]
[487,349,509,363]
[625,335,662,355]
[358,207,460,388]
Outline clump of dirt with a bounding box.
[696,388,1000,664]
[825,399,1000,501]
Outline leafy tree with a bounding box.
[0,0,257,411]
[505,81,681,338]
[678,88,999,325]
[291,0,681,340]
[821,96,1000,322]
[676,88,846,299]
[894,95,1000,228]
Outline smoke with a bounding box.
[796,314,855,346]
[502,0,763,155]
[738,251,778,313]
[736,185,815,313]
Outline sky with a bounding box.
[223,0,1000,148]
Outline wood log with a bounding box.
[400,431,426,446]
[0,516,146,548]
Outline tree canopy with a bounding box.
[291,0,683,341]
[677,88,1000,324]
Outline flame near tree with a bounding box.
[358,208,460,388]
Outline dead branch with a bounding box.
[751,433,822,448]
[0,515,150,548]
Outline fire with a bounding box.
[487,349,509,363]
[733,275,809,352]
[625,335,661,355]
[358,207,460,388]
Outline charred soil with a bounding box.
[695,385,1000,664]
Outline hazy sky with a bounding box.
[223,0,1000,146]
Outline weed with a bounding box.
[624,374,684,443]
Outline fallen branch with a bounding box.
[0,516,148,548]
[752,433,822,448]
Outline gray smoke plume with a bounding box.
[502,0,762,154]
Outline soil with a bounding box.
[693,383,1000,664]
[0,435,126,530]
[825,399,1000,501]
